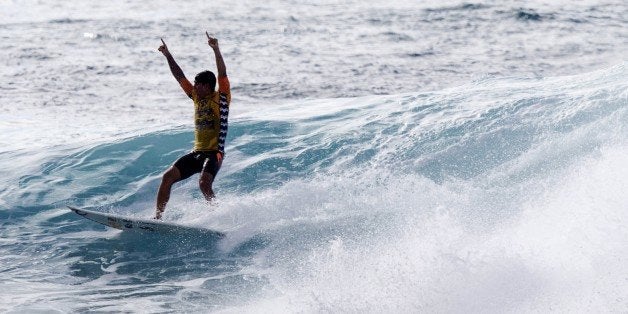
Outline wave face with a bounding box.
[1,64,626,312]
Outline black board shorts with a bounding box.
[173,151,222,180]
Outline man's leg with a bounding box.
[199,154,221,202]
[199,172,216,201]
[155,166,181,219]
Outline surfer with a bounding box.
[154,32,231,219]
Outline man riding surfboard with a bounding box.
[155,32,230,219]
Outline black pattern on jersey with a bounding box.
[218,92,229,153]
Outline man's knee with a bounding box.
[162,167,181,184]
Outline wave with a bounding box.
[1,64,626,311]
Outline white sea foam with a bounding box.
[216,143,627,313]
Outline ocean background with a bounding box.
[1,0,627,312]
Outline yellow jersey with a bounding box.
[190,76,231,153]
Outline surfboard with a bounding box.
[67,206,225,238]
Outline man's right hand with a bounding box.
[206,32,219,50]
[158,38,170,56]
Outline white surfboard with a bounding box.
[68,206,225,238]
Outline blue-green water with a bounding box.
[1,0,627,311]
[2,65,627,312]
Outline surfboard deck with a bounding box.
[68,206,225,238]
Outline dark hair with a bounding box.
[194,70,216,90]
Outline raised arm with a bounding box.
[206,32,227,77]
[158,38,193,97]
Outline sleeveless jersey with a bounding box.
[191,76,231,153]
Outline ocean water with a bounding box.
[1,0,627,312]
